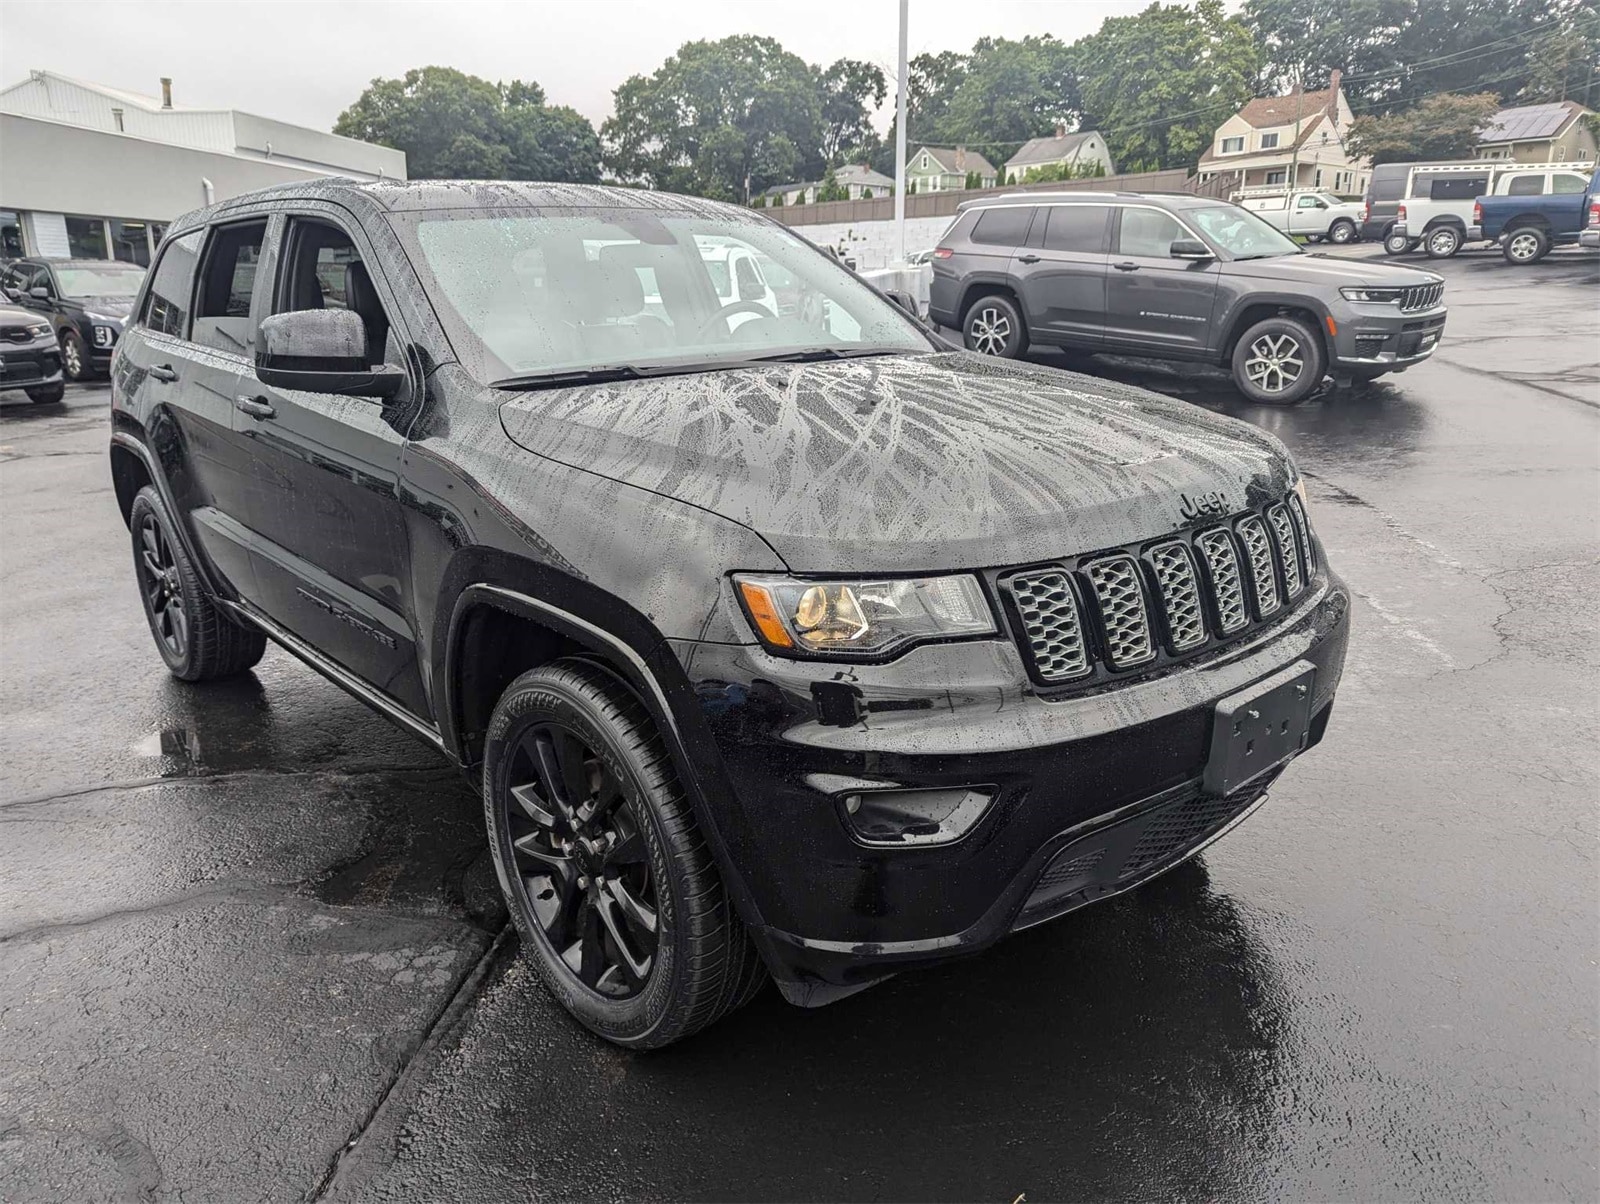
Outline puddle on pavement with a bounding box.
[133,727,203,772]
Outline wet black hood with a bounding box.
[69,296,135,318]
[498,351,1295,572]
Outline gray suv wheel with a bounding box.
[1231,316,1325,405]
[963,294,1027,358]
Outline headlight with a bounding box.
[735,573,995,657]
[26,323,50,338]
[1339,286,1403,303]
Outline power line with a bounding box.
[1339,17,1571,84]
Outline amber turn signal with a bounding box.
[737,580,795,648]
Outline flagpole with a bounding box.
[894,0,909,265]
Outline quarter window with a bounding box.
[971,206,1035,247]
[141,230,203,338]
[1117,208,1188,258]
[193,219,266,354]
[1040,205,1109,253]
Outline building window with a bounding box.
[109,218,153,267]
[1221,136,1244,153]
[1260,133,1280,149]
[1265,169,1287,185]
[1315,168,1323,186]
[0,210,21,258]
[65,215,108,260]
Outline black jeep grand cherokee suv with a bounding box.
[109,181,1350,1048]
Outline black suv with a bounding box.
[2,258,146,381]
[110,181,1350,1048]
[931,191,1446,403]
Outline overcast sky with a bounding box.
[1,0,1156,134]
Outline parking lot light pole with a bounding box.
[894,0,908,265]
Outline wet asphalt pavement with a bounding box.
[1,246,1596,1202]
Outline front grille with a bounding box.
[1267,505,1303,597]
[1,324,37,344]
[1001,490,1316,689]
[1236,515,1280,617]
[1148,541,1206,651]
[1400,281,1443,312]
[1195,529,1249,634]
[1035,847,1105,890]
[1007,570,1090,682]
[1083,556,1155,668]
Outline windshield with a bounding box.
[54,265,145,297]
[1189,206,1303,259]
[399,208,932,383]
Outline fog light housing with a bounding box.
[839,786,994,847]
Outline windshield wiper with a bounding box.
[743,347,912,364]
[491,364,689,390]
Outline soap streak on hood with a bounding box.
[498,351,1295,572]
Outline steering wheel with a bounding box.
[697,300,777,340]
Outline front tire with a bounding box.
[60,329,91,381]
[25,382,65,403]
[1328,219,1356,245]
[1502,226,1550,265]
[128,485,267,681]
[484,660,766,1049]
[1231,316,1325,405]
[962,294,1027,358]
[1424,225,1462,259]
[1383,229,1413,256]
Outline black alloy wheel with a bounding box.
[137,511,188,660]
[504,721,658,997]
[60,329,90,381]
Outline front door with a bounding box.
[231,210,427,714]
[1010,203,1111,348]
[1102,207,1221,357]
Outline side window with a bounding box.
[1505,174,1545,196]
[971,206,1035,248]
[1430,176,1488,201]
[1117,208,1188,258]
[1409,173,1435,198]
[141,229,203,338]
[275,216,394,367]
[1551,173,1587,195]
[1041,205,1109,253]
[193,219,267,355]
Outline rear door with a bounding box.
[1009,203,1110,348]
[963,204,1036,317]
[116,224,260,597]
[1102,206,1221,357]
[230,209,427,713]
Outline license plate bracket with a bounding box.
[1203,661,1316,796]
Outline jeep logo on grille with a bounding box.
[1179,490,1232,520]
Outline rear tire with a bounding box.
[484,659,766,1049]
[1383,229,1413,256]
[128,485,267,681]
[1502,226,1550,265]
[962,294,1027,358]
[1231,315,1325,405]
[25,382,65,403]
[1424,225,1462,258]
[1328,219,1356,245]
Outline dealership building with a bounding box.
[0,70,405,264]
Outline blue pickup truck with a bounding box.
[1468,165,1600,264]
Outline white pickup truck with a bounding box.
[1390,161,1594,258]
[1234,189,1365,244]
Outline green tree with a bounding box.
[335,67,600,181]
[964,170,980,189]
[814,58,888,165]
[1074,0,1263,171]
[603,36,820,200]
[1519,22,1600,106]
[815,168,849,203]
[860,187,874,199]
[945,36,1080,165]
[1345,90,1501,163]
[770,191,784,207]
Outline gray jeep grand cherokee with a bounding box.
[930,191,1446,404]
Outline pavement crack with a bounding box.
[0,764,459,811]
[304,925,513,1203]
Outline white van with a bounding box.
[1233,189,1365,244]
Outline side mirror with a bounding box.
[256,309,402,399]
[28,285,50,300]
[883,289,919,317]
[1171,238,1214,260]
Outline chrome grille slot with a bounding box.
[1400,281,1443,312]
[1195,529,1249,634]
[1267,504,1303,597]
[1084,556,1155,668]
[1007,570,1090,682]
[1236,515,1280,617]
[1288,494,1315,570]
[1148,541,1207,650]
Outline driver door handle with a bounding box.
[1113,261,1140,272]
[1016,253,1041,264]
[235,394,276,420]
[148,364,179,383]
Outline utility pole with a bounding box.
[893,0,909,265]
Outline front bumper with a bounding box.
[1331,301,1446,370]
[0,337,65,392]
[672,571,1351,1003]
